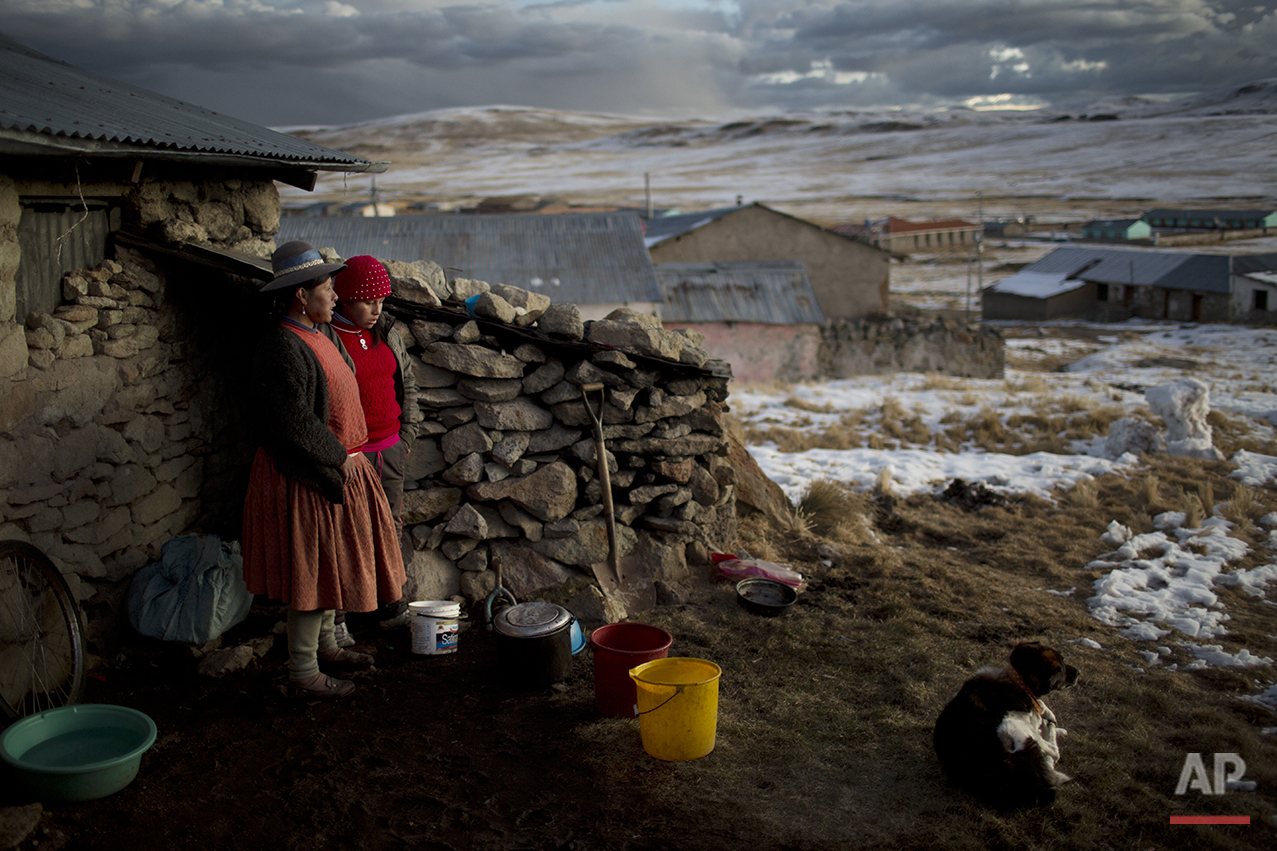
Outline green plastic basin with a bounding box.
[1,704,157,802]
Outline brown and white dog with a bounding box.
[933,641,1080,807]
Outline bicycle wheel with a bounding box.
[0,540,87,723]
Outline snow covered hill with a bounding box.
[281,81,1277,224]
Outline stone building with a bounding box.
[0,35,735,653]
[0,35,389,650]
[351,267,734,623]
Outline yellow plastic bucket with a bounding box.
[628,657,721,761]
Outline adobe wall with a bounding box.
[662,321,823,384]
[648,207,890,320]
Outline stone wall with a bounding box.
[0,169,279,650]
[666,315,1004,383]
[362,260,736,623]
[819,315,1004,380]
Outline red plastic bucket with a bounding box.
[589,623,673,717]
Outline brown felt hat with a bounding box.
[262,240,347,292]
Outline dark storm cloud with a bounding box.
[2,1,1274,125]
[738,0,1277,107]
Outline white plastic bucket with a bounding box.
[409,600,461,655]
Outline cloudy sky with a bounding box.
[4,0,1277,127]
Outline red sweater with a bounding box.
[331,323,402,446]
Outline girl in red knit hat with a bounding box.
[326,255,419,643]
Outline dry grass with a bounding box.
[737,381,1155,458]
[648,456,1277,850]
[919,373,971,392]
[1005,374,1051,395]
[1208,408,1277,456]
[1067,477,1099,508]
[797,477,874,539]
[784,395,837,414]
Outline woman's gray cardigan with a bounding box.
[251,324,358,504]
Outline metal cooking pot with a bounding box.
[492,602,576,686]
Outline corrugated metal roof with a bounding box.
[640,202,883,256]
[1230,253,1277,275]
[1023,247,1231,293]
[1084,219,1142,229]
[1144,208,1276,222]
[0,34,374,171]
[279,212,662,305]
[641,206,740,247]
[881,217,978,234]
[985,271,1088,298]
[656,260,825,324]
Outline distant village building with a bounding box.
[982,246,1277,323]
[279,212,663,320]
[835,217,982,254]
[656,261,824,383]
[643,203,890,321]
[1143,208,1277,231]
[657,260,1002,382]
[1081,218,1152,241]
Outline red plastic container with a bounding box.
[589,623,674,717]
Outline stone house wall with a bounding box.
[0,168,279,651]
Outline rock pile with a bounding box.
[363,255,735,622]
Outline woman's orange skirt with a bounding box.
[242,449,406,612]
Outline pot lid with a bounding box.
[493,601,571,638]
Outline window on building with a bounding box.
[1096,283,1109,301]
[14,199,121,324]
[1256,290,1270,312]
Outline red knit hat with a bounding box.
[333,255,392,302]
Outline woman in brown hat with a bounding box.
[241,241,407,699]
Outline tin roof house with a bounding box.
[1143,209,1277,231]
[1081,218,1152,242]
[982,246,1277,323]
[643,203,890,321]
[0,33,381,646]
[655,260,825,383]
[834,217,982,255]
[279,212,662,321]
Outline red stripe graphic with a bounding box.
[1169,816,1250,825]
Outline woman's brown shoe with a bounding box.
[289,673,355,700]
[318,647,375,671]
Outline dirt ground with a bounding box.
[4,455,1277,851]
